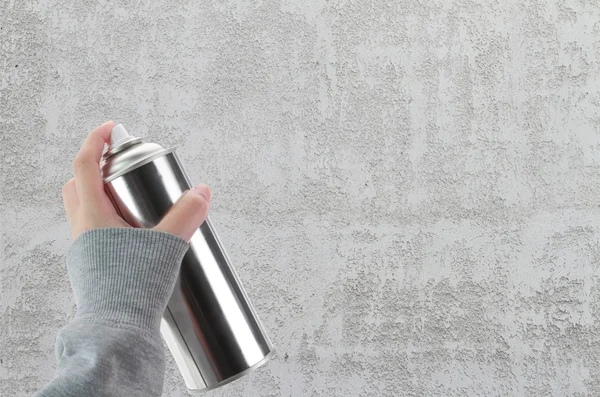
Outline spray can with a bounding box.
[99,124,273,393]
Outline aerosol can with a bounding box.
[100,124,273,393]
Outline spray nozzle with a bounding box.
[102,124,141,158]
[110,124,133,147]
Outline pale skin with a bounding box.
[62,120,211,242]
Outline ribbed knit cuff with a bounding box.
[66,228,190,333]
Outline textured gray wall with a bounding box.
[2,0,600,396]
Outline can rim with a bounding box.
[185,349,276,394]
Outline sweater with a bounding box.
[34,228,190,397]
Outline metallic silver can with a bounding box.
[100,124,273,393]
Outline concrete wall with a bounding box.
[2,1,600,396]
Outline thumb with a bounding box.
[153,184,211,242]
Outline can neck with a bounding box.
[100,139,170,183]
[103,137,143,159]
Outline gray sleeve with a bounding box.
[34,228,190,397]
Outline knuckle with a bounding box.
[72,153,87,170]
[62,179,75,196]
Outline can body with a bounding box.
[101,145,273,392]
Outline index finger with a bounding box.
[73,121,115,205]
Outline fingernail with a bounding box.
[191,184,211,202]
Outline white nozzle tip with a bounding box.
[110,124,131,146]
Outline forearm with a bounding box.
[36,320,166,397]
[35,228,189,397]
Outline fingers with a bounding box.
[73,121,115,207]
[62,178,79,220]
[153,184,211,242]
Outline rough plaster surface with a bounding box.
[2,0,600,396]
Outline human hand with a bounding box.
[62,121,211,242]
